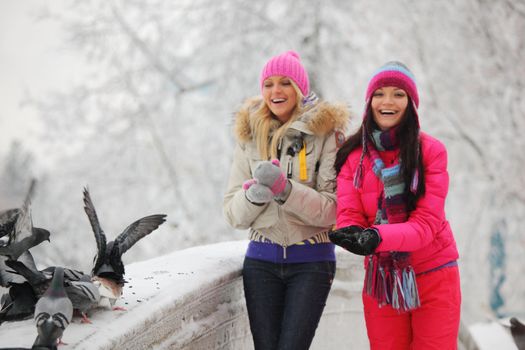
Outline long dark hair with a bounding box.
[334,99,425,211]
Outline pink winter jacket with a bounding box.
[336,132,459,274]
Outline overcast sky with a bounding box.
[0,0,82,156]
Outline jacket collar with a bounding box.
[234,95,350,143]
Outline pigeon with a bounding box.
[0,179,50,261]
[510,317,525,350]
[1,251,38,287]
[0,251,40,322]
[6,260,100,323]
[82,187,166,307]
[33,267,73,349]
[4,259,50,297]
[0,282,36,323]
[42,266,100,323]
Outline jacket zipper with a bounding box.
[286,155,293,179]
[277,204,288,260]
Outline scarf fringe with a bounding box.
[365,255,421,312]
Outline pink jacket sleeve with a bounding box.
[374,139,449,252]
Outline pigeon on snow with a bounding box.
[33,267,73,349]
[0,251,40,322]
[82,187,166,308]
[42,266,100,323]
[0,282,36,324]
[5,260,100,323]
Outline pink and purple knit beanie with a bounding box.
[364,61,420,127]
[366,61,419,107]
[260,51,310,96]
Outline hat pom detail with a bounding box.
[286,50,300,60]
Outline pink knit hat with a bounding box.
[260,50,310,96]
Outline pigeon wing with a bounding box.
[12,198,33,247]
[1,251,39,286]
[66,280,101,313]
[82,188,107,275]
[13,179,37,243]
[0,208,20,240]
[0,208,20,225]
[5,259,48,287]
[115,214,166,255]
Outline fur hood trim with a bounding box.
[234,96,350,143]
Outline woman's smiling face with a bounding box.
[262,76,298,123]
[371,86,408,131]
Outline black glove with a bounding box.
[329,226,381,256]
[328,225,363,246]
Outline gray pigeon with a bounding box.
[4,259,50,297]
[33,267,73,349]
[6,260,100,322]
[0,282,36,323]
[0,180,50,261]
[510,317,525,350]
[0,251,40,322]
[1,251,38,287]
[42,266,100,323]
[82,187,166,306]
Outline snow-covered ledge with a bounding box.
[0,241,483,349]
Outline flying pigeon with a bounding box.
[510,317,525,350]
[33,267,73,349]
[82,187,166,307]
[0,179,50,261]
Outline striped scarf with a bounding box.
[363,128,421,312]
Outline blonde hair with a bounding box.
[251,81,305,159]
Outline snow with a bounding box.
[469,319,518,350]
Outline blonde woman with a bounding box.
[223,51,349,350]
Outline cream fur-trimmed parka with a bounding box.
[223,96,350,246]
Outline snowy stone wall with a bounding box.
[0,240,510,349]
[0,241,368,349]
[0,241,253,349]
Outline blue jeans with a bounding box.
[242,257,336,350]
